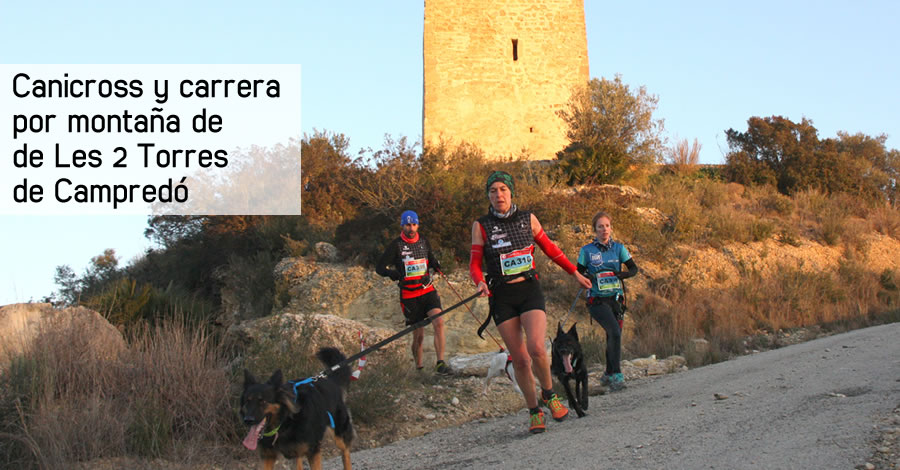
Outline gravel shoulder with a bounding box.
[326,323,900,470]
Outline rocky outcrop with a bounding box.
[674,233,900,289]
[223,311,408,360]
[0,303,126,369]
[271,257,499,361]
[314,242,339,262]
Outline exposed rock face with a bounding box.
[675,234,900,290]
[314,241,339,262]
[0,303,126,368]
[272,257,500,362]
[224,312,407,359]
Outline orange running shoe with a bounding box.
[529,410,546,434]
[542,393,569,421]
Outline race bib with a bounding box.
[500,246,534,276]
[403,258,427,278]
[595,271,622,293]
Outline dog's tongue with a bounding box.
[563,354,573,374]
[242,419,266,451]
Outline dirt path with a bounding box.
[325,323,900,469]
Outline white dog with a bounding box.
[483,350,522,395]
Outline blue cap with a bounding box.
[400,210,419,225]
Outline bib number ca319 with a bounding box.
[500,246,534,276]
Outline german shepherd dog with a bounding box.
[551,323,588,418]
[241,347,354,470]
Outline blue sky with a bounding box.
[1,1,898,305]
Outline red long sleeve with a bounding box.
[469,244,486,286]
[534,229,576,274]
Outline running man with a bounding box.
[376,210,452,374]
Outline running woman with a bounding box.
[470,171,592,433]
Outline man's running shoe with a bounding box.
[599,373,612,386]
[529,410,546,434]
[609,372,626,392]
[542,393,569,421]
[435,360,452,375]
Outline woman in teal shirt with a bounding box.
[576,211,639,391]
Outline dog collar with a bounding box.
[262,424,280,439]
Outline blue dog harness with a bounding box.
[290,377,335,429]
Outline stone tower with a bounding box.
[423,0,589,160]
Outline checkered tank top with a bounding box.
[478,209,537,283]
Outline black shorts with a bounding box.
[400,290,442,326]
[489,277,546,326]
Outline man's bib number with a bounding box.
[500,246,534,276]
[404,258,427,278]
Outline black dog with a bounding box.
[241,347,354,470]
[551,323,588,417]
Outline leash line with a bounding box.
[323,291,481,375]
[559,287,584,328]
[438,271,504,350]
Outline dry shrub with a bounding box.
[0,318,235,468]
[346,349,416,426]
[793,188,830,225]
[126,320,234,448]
[239,314,324,383]
[666,138,701,176]
[623,254,899,368]
[869,205,900,238]
[578,329,606,365]
[706,207,751,244]
[619,209,670,261]
[755,188,794,217]
[650,177,706,243]
[625,292,692,360]
[693,178,730,209]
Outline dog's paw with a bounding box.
[576,410,587,418]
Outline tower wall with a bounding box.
[423,0,589,160]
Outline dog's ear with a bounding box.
[243,369,258,386]
[568,322,579,341]
[557,322,564,336]
[267,369,284,387]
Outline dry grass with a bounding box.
[666,138,701,176]
[623,261,900,367]
[0,318,236,468]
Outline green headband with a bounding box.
[486,171,515,197]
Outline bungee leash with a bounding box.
[559,287,584,328]
[437,270,504,350]
[318,290,481,377]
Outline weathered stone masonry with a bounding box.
[423,0,589,160]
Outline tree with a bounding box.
[725,116,899,203]
[556,75,665,184]
[301,130,359,228]
[724,116,820,194]
[52,249,121,305]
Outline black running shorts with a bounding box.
[400,290,442,326]
[489,277,546,326]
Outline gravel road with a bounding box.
[325,323,900,470]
